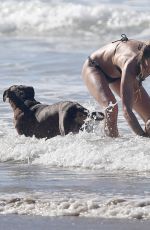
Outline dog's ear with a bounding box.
[25,86,35,100]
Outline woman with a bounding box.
[82,34,150,137]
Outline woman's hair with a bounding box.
[136,41,150,87]
[143,41,150,58]
[138,41,150,64]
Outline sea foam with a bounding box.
[1,192,150,219]
[1,127,150,174]
[0,0,150,41]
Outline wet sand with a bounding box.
[0,215,150,230]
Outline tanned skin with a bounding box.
[82,39,150,137]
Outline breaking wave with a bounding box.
[0,0,150,41]
[1,128,150,174]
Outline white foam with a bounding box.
[1,192,150,219]
[1,127,150,174]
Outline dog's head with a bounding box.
[3,85,35,102]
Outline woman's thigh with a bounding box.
[82,67,117,108]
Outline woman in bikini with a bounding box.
[82,35,150,137]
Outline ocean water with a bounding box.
[0,0,150,226]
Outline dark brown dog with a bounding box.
[3,85,104,139]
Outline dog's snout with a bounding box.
[3,86,16,102]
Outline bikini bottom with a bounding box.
[88,56,120,83]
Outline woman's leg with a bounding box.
[82,64,119,137]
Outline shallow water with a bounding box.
[1,162,150,219]
[0,0,150,222]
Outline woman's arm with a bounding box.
[120,61,147,137]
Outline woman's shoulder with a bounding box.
[116,39,145,56]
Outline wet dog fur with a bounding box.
[3,85,104,139]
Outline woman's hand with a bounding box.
[145,120,150,137]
